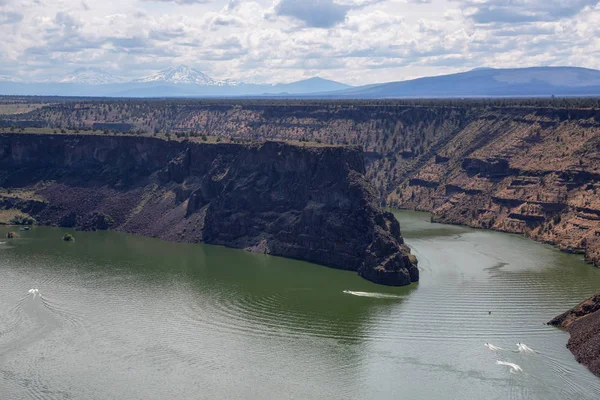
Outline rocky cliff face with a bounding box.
[550,293,600,377]
[6,100,600,269]
[0,133,418,286]
[385,107,600,267]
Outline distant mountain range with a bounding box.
[0,65,351,97]
[1,65,599,98]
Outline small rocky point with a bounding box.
[549,293,600,377]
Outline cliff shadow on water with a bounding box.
[0,133,418,286]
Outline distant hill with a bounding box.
[327,67,600,98]
[268,77,351,94]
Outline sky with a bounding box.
[0,0,599,85]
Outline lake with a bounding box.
[1,210,600,399]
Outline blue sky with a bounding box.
[0,0,599,84]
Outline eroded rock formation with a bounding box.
[0,133,418,286]
[385,107,600,267]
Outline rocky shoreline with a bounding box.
[0,133,418,286]
[549,293,600,377]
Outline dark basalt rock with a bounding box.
[549,293,600,377]
[79,212,115,231]
[461,157,514,177]
[0,133,418,286]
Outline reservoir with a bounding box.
[1,210,600,399]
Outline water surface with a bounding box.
[1,211,600,399]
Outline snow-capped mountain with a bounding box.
[134,65,224,85]
[0,64,354,96]
[59,67,125,85]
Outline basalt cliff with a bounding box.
[550,293,600,377]
[0,133,418,286]
[4,100,600,265]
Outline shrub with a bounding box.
[553,214,562,224]
[9,214,36,225]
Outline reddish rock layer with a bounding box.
[385,108,600,267]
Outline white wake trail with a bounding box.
[484,343,503,351]
[517,343,535,353]
[496,360,523,372]
[343,290,405,299]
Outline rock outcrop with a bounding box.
[549,293,600,377]
[0,133,418,286]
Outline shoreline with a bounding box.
[549,293,600,377]
[393,206,592,264]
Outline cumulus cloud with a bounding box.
[149,27,186,41]
[274,0,350,28]
[272,0,388,28]
[0,11,23,24]
[54,11,82,31]
[0,0,598,85]
[141,0,212,4]
[460,0,599,24]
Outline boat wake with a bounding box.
[0,289,61,361]
[517,343,535,353]
[342,290,405,299]
[496,360,523,373]
[485,343,503,351]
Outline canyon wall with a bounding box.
[0,133,418,286]
[385,107,600,266]
[5,101,600,375]
[5,100,600,265]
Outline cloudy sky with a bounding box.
[1,0,599,84]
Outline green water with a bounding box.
[1,211,600,399]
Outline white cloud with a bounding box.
[0,10,23,24]
[0,0,598,84]
[141,0,212,4]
